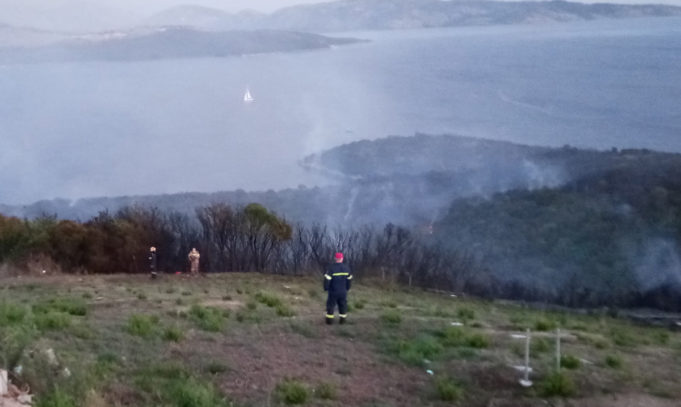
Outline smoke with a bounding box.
[632,238,681,292]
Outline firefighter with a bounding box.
[324,252,353,325]
[188,248,200,275]
[148,246,158,279]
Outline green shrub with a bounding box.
[532,337,550,353]
[189,305,224,332]
[465,333,489,349]
[69,323,94,339]
[390,336,443,365]
[205,362,228,375]
[163,325,184,342]
[604,354,623,369]
[35,311,71,331]
[653,330,670,346]
[457,307,475,321]
[354,300,366,310]
[560,355,581,370]
[314,382,336,400]
[610,328,637,347]
[276,379,308,405]
[0,302,27,326]
[33,298,88,316]
[540,372,576,397]
[35,386,78,407]
[381,310,402,325]
[168,376,229,407]
[435,376,463,402]
[137,293,147,300]
[288,321,314,338]
[534,318,556,332]
[246,301,257,310]
[276,304,295,317]
[94,352,119,377]
[126,314,157,338]
[255,292,283,308]
[439,326,465,347]
[438,327,489,349]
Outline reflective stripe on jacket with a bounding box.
[324,263,353,296]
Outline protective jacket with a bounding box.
[324,263,353,323]
[324,263,352,295]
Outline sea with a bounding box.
[1,16,680,205]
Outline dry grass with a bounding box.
[0,273,680,407]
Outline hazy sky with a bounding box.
[2,0,680,25]
[2,0,681,32]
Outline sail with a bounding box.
[243,88,254,103]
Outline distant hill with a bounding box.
[147,0,681,32]
[4,134,676,229]
[0,27,361,63]
[0,22,68,47]
[145,5,265,31]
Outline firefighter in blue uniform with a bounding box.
[324,252,353,324]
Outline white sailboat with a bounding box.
[243,88,254,103]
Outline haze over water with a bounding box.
[1,16,680,205]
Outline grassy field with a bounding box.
[1,272,680,407]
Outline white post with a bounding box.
[556,328,561,372]
[0,369,8,395]
[524,328,531,382]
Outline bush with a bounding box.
[534,318,556,332]
[0,302,27,326]
[189,305,224,332]
[532,337,550,353]
[540,372,576,397]
[435,376,463,402]
[163,326,184,342]
[610,327,637,347]
[465,333,489,349]
[169,376,229,407]
[604,354,623,369]
[438,327,489,349]
[33,298,88,317]
[126,314,157,338]
[276,304,295,317]
[205,362,228,375]
[390,336,443,365]
[381,310,402,325]
[35,386,78,407]
[560,354,581,370]
[315,382,336,400]
[276,379,308,405]
[35,312,71,331]
[457,307,475,321]
[255,292,283,308]
[354,300,366,310]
